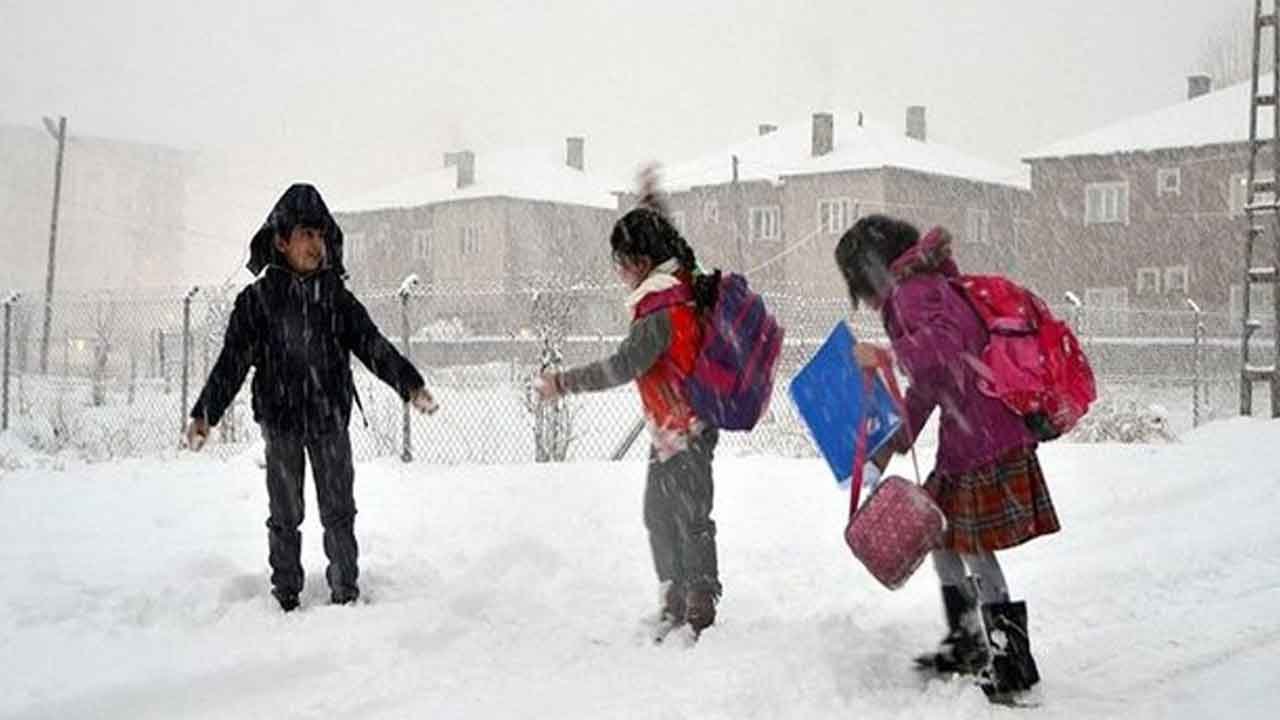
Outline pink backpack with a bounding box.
[951,275,1097,441]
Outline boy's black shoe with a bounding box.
[331,589,360,606]
[272,588,300,613]
[685,590,717,634]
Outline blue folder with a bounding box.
[789,322,903,484]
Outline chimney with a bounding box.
[812,112,834,157]
[906,106,927,142]
[566,136,584,171]
[1187,74,1213,100]
[444,150,475,189]
[758,123,778,136]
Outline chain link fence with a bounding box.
[0,279,1266,464]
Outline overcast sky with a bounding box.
[0,0,1250,280]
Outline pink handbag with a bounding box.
[844,365,946,590]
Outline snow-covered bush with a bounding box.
[1068,399,1175,443]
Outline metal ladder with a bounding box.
[1241,0,1280,417]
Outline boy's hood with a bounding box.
[247,184,346,278]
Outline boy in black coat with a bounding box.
[184,184,437,612]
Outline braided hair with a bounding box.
[610,208,720,312]
[610,165,719,312]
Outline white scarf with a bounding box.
[624,259,683,313]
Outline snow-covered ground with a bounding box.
[1,419,1278,718]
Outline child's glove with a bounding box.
[533,372,562,401]
[411,387,439,415]
[183,418,210,452]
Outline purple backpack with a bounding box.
[636,273,784,431]
[687,273,784,431]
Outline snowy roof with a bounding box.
[658,112,1030,192]
[1024,76,1271,160]
[338,145,621,213]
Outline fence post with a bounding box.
[1186,297,1204,428]
[128,352,136,406]
[1064,291,1084,333]
[399,274,420,462]
[159,330,168,394]
[2,292,18,432]
[181,287,198,433]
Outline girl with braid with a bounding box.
[536,179,723,640]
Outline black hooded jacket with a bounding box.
[190,185,423,436]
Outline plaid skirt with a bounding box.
[924,447,1060,554]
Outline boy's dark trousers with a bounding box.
[262,424,359,602]
[644,429,721,597]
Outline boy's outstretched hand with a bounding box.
[411,387,439,415]
[533,372,561,402]
[183,418,209,452]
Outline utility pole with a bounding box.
[39,115,67,375]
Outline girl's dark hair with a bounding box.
[833,214,920,309]
[611,207,719,312]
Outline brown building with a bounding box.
[1020,75,1258,333]
[618,109,1031,302]
[334,139,621,334]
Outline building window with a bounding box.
[1157,168,1181,197]
[703,201,720,224]
[413,228,432,261]
[1164,265,1189,295]
[750,206,781,241]
[1136,267,1161,295]
[1083,286,1130,335]
[1230,172,1249,216]
[1231,283,1275,323]
[1085,181,1129,225]
[460,226,480,256]
[965,208,991,244]
[669,211,686,234]
[346,231,366,268]
[818,197,850,234]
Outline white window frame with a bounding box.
[346,231,366,268]
[1083,286,1130,335]
[460,226,480,256]
[965,207,991,245]
[1136,266,1161,295]
[1163,264,1189,295]
[817,197,850,234]
[1230,172,1248,216]
[750,206,781,242]
[703,201,719,224]
[413,228,432,261]
[1085,181,1130,225]
[1231,283,1276,322]
[1157,167,1181,197]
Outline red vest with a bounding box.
[633,283,702,438]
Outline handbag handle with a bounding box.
[849,353,921,519]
